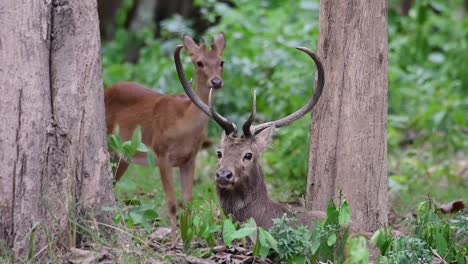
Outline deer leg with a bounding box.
[180,158,196,204]
[157,155,177,229]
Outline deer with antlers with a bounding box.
[176,46,326,228]
[105,33,226,229]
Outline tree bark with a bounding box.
[306,0,388,232]
[0,0,115,261]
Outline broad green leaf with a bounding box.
[147,151,157,175]
[143,209,158,220]
[371,228,393,255]
[339,200,351,226]
[310,223,322,254]
[137,142,150,152]
[131,126,142,150]
[327,233,337,246]
[231,226,256,240]
[222,219,236,247]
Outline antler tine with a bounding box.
[242,89,257,137]
[174,45,211,117]
[252,47,325,135]
[209,88,237,135]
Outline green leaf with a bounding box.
[107,134,122,152]
[147,151,157,175]
[231,226,256,240]
[327,233,337,246]
[257,228,276,259]
[310,223,322,254]
[143,209,158,220]
[339,200,351,226]
[122,141,137,158]
[137,142,150,152]
[131,126,143,150]
[129,211,145,224]
[244,218,258,242]
[371,228,393,255]
[222,219,236,247]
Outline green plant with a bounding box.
[269,214,312,261]
[373,200,468,264]
[107,126,156,177]
[414,200,467,262]
[386,236,432,264]
[106,200,159,232]
[265,200,352,263]
[344,235,369,264]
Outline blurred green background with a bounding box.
[99,0,468,225]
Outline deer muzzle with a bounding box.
[216,168,233,186]
[210,77,223,89]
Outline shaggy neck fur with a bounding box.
[216,164,287,228]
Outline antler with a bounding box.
[244,47,325,136]
[174,45,211,117]
[209,89,237,135]
[242,90,256,137]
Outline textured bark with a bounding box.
[306,0,388,232]
[0,0,115,261]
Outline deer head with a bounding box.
[174,33,227,118]
[182,33,225,90]
[209,47,324,191]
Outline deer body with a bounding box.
[105,82,209,166]
[105,34,226,230]
[178,46,326,229]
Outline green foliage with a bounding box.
[269,214,311,261]
[385,236,432,264]
[388,0,468,153]
[105,200,159,232]
[344,236,369,264]
[266,200,353,263]
[414,201,467,262]
[373,200,468,264]
[107,126,156,176]
[253,227,279,259]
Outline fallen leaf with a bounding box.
[151,227,172,240]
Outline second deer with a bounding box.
[105,33,226,229]
[177,46,326,229]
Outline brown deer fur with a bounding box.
[215,128,326,229]
[104,33,226,229]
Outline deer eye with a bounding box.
[197,61,204,68]
[220,61,224,67]
[243,152,253,161]
[217,151,222,159]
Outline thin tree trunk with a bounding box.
[0,0,115,261]
[306,0,388,232]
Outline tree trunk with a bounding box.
[0,0,115,261]
[306,0,388,232]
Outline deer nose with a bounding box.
[211,78,223,89]
[216,169,233,185]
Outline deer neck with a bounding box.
[217,166,271,215]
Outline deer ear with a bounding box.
[211,32,226,54]
[183,35,199,55]
[254,126,275,153]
